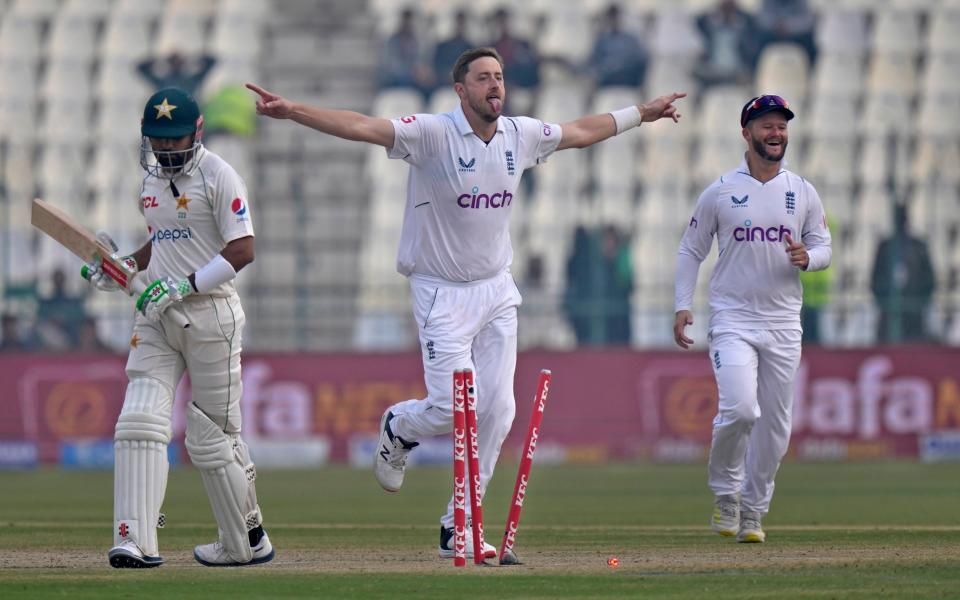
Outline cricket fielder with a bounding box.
[248,48,684,557]
[84,87,274,567]
[673,95,832,543]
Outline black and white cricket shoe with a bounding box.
[438,525,497,559]
[108,540,164,568]
[373,409,419,492]
[194,528,275,567]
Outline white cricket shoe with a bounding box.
[194,530,275,567]
[737,511,766,543]
[438,525,497,559]
[108,539,164,568]
[711,494,740,537]
[373,410,418,492]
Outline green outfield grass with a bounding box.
[1,461,959,598]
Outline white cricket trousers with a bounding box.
[389,271,522,529]
[126,294,246,432]
[707,328,802,515]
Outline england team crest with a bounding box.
[785,191,796,215]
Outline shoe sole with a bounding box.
[712,517,739,537]
[374,410,401,493]
[108,549,163,568]
[194,547,276,567]
[737,533,765,543]
[715,529,737,537]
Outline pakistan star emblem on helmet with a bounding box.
[154,98,178,120]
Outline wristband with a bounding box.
[610,106,642,135]
[194,254,237,293]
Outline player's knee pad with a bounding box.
[114,377,173,557]
[185,402,261,563]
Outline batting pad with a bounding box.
[185,403,262,563]
[114,378,173,557]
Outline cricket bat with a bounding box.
[31,198,190,329]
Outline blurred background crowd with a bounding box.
[0,0,957,353]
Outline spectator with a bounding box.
[799,215,837,344]
[585,4,648,88]
[870,204,936,343]
[597,225,634,345]
[203,85,258,139]
[0,313,37,351]
[36,268,88,350]
[563,226,594,343]
[488,7,540,96]
[694,0,757,90]
[432,10,474,91]
[379,7,433,98]
[799,257,830,344]
[76,317,113,353]
[137,52,217,97]
[563,225,634,345]
[755,0,816,67]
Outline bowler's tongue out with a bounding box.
[488,96,502,112]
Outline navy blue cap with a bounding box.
[740,94,795,128]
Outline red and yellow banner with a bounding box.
[2,346,959,464]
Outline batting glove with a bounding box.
[80,231,136,292]
[136,277,193,324]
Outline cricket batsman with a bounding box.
[248,48,684,558]
[84,87,274,567]
[673,95,832,542]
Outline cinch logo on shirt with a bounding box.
[733,220,792,242]
[149,226,193,243]
[457,186,513,209]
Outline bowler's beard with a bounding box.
[469,93,501,123]
[751,135,787,162]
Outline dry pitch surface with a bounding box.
[1,463,958,598]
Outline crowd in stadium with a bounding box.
[0,0,956,351]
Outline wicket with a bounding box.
[452,368,485,566]
[452,368,552,567]
[499,369,551,565]
[452,369,468,567]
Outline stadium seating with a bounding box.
[2,0,958,351]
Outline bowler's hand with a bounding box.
[246,83,294,119]
[674,310,695,349]
[785,233,809,270]
[640,92,687,123]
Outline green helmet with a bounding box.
[140,87,204,178]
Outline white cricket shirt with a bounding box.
[387,104,562,282]
[138,147,255,297]
[675,157,832,330]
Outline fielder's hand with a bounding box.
[136,277,192,324]
[640,92,687,123]
[784,233,809,270]
[81,231,136,292]
[246,83,293,119]
[674,310,695,349]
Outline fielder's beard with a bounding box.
[751,135,787,162]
